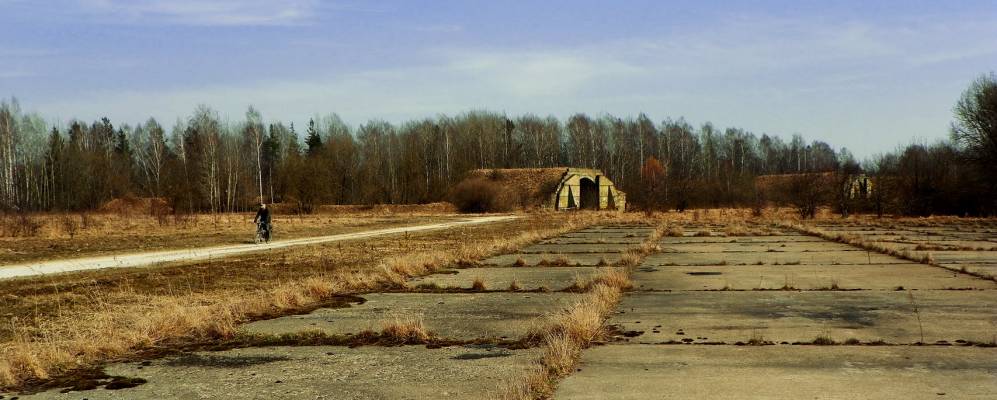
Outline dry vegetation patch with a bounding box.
[783,220,997,283]
[501,222,667,399]
[0,211,457,264]
[0,213,608,390]
[503,279,626,399]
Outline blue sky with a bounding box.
[2,0,996,158]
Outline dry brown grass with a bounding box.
[503,280,625,399]
[471,277,487,291]
[0,213,599,390]
[724,223,750,236]
[783,220,997,283]
[664,225,684,237]
[379,315,432,343]
[0,209,774,390]
[0,211,458,264]
[500,222,665,400]
[566,268,633,293]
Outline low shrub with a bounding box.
[448,178,516,213]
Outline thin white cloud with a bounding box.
[36,48,642,124]
[77,0,318,26]
[414,24,463,33]
[19,12,997,159]
[0,47,57,58]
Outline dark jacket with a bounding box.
[254,208,271,224]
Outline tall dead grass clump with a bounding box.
[501,222,664,399]
[585,268,633,291]
[302,276,335,299]
[724,223,749,237]
[0,213,43,237]
[664,225,684,237]
[380,316,431,343]
[617,249,641,267]
[59,214,80,238]
[509,282,623,399]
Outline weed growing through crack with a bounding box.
[908,290,925,344]
[416,282,442,291]
[747,330,766,345]
[812,333,836,345]
[501,222,667,400]
[380,315,432,344]
[664,226,684,237]
[471,277,487,291]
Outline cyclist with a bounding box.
[253,203,272,242]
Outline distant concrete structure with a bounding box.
[753,172,874,200]
[463,168,626,211]
[845,174,874,199]
[548,168,627,211]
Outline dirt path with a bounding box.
[0,215,518,280]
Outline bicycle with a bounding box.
[255,222,272,244]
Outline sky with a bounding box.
[1,0,996,159]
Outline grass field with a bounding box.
[0,210,607,389]
[5,207,995,397]
[0,208,461,264]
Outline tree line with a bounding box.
[855,73,996,217]
[0,73,993,216]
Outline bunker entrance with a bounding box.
[580,178,599,210]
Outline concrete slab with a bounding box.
[241,292,578,340]
[632,264,996,291]
[610,291,997,344]
[582,228,655,235]
[916,251,997,264]
[659,242,860,253]
[411,267,622,291]
[482,253,621,267]
[18,345,537,400]
[540,237,646,244]
[815,229,924,236]
[556,345,997,400]
[561,232,648,239]
[867,241,997,254]
[519,243,635,254]
[941,263,997,278]
[585,226,655,232]
[643,251,905,266]
[906,227,994,238]
[658,235,825,244]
